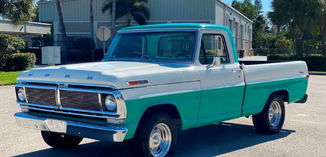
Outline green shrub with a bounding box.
[255,34,277,49]
[4,53,36,71]
[268,55,326,71]
[0,35,25,69]
[275,37,294,49]
[302,40,322,53]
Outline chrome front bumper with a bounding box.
[14,112,128,142]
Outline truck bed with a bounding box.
[240,60,308,116]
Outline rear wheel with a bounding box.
[253,94,285,134]
[41,131,83,149]
[134,113,177,157]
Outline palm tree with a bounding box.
[102,0,150,26]
[90,0,95,61]
[55,0,69,62]
[55,0,67,39]
[268,0,324,55]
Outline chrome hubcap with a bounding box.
[149,123,172,157]
[268,101,282,128]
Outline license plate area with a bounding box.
[44,119,67,133]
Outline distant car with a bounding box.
[14,23,308,157]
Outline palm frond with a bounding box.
[131,12,147,25]
[102,0,150,25]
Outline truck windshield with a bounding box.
[103,31,197,62]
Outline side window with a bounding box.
[199,34,230,65]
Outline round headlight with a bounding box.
[105,95,117,111]
[17,88,26,102]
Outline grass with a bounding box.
[309,71,326,74]
[0,71,22,86]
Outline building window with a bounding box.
[234,22,238,49]
[225,14,229,26]
[240,25,243,49]
[229,19,232,31]
[248,28,252,48]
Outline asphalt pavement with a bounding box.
[0,75,325,157]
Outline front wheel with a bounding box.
[253,94,285,134]
[134,113,178,157]
[41,131,83,149]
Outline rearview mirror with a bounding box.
[207,56,221,69]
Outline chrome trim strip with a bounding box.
[60,107,117,116]
[56,88,62,109]
[20,105,119,119]
[98,93,103,111]
[23,86,29,103]
[15,112,127,142]
[58,87,114,94]
[18,102,119,116]
[17,80,116,89]
[18,102,58,109]
[16,84,57,90]
[115,92,127,119]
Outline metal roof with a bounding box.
[0,19,51,35]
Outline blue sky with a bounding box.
[224,0,272,16]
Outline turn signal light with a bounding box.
[306,74,310,79]
[128,80,149,86]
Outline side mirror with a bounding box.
[207,56,221,69]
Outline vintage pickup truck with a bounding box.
[14,24,308,157]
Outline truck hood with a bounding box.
[18,61,200,89]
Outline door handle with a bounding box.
[232,69,241,73]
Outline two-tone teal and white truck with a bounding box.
[14,24,308,157]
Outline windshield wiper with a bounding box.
[132,51,157,64]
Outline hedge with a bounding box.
[0,34,25,69]
[268,55,326,71]
[4,53,36,71]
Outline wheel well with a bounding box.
[271,90,289,102]
[139,104,181,127]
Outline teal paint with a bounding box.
[124,77,308,139]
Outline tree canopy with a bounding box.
[268,0,325,55]
[0,0,35,23]
[268,0,323,38]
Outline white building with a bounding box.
[39,0,253,56]
[0,19,51,48]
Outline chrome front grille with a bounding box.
[60,90,101,111]
[25,88,56,106]
[16,81,127,121]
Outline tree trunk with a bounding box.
[90,0,95,61]
[322,4,326,52]
[127,15,131,26]
[111,0,116,37]
[56,0,68,63]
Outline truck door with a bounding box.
[197,31,245,126]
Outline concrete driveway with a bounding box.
[1,75,325,157]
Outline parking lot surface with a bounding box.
[0,75,325,157]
